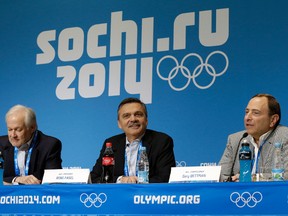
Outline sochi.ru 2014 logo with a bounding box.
[230,191,263,208]
[80,193,107,208]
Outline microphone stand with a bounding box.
[226,132,248,182]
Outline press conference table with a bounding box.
[0,181,287,215]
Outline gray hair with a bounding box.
[5,105,38,129]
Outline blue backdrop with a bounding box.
[0,0,288,169]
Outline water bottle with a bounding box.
[239,139,252,182]
[272,142,284,181]
[101,142,114,183]
[137,146,149,184]
[0,151,3,185]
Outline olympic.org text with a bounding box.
[134,195,200,205]
[0,195,60,205]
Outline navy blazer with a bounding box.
[0,130,62,183]
[90,129,176,183]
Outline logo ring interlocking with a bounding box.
[230,191,262,208]
[156,51,229,91]
[176,161,187,167]
[80,192,107,208]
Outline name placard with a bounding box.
[42,168,91,184]
[169,166,221,183]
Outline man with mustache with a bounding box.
[219,93,288,182]
[90,97,176,183]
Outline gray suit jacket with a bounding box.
[218,125,288,181]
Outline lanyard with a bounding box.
[14,131,38,176]
[124,141,142,176]
[252,129,275,173]
[254,141,267,173]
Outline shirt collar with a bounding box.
[126,133,145,146]
[249,130,272,148]
[18,133,34,151]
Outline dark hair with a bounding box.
[252,93,281,127]
[117,98,148,119]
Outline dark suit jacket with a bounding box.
[90,129,176,183]
[0,130,62,183]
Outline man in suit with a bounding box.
[219,93,288,182]
[0,105,62,185]
[90,97,176,183]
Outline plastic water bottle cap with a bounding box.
[274,142,281,148]
[241,139,249,146]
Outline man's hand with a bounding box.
[120,176,138,183]
[232,174,240,182]
[15,175,41,184]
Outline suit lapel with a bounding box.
[114,135,126,172]
[29,131,41,173]
[6,145,16,174]
[261,128,277,166]
[142,130,152,155]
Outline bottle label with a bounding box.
[239,160,252,182]
[272,168,284,181]
[138,171,149,184]
[239,152,251,160]
[102,156,114,166]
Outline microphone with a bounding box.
[226,132,248,182]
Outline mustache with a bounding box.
[128,122,140,127]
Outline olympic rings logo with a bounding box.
[230,191,263,208]
[176,161,187,167]
[156,51,229,91]
[80,193,107,208]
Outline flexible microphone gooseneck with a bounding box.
[226,132,248,182]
